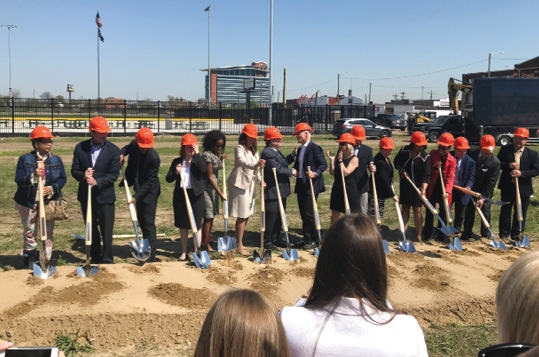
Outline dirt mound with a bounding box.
[148,283,215,309]
[206,267,237,285]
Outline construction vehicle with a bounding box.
[406,111,438,133]
[443,77,539,145]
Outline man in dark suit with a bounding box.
[450,137,476,237]
[120,128,161,262]
[261,127,296,250]
[462,135,500,239]
[291,123,326,249]
[71,116,120,264]
[497,128,539,240]
[349,125,374,214]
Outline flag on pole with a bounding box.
[98,29,104,42]
[95,12,102,28]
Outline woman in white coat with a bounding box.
[228,124,265,255]
[280,214,428,357]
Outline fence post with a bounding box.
[157,100,161,133]
[88,99,91,124]
[123,99,127,134]
[51,98,54,131]
[11,97,15,134]
[219,102,222,131]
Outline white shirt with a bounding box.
[181,160,192,189]
[281,297,428,357]
[298,141,310,179]
[90,141,104,167]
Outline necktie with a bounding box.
[515,150,522,165]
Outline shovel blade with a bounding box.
[253,249,261,263]
[76,264,98,278]
[314,247,319,257]
[383,240,390,254]
[282,250,290,260]
[33,262,56,279]
[452,237,464,251]
[218,237,228,252]
[191,251,211,269]
[129,239,152,262]
[521,235,531,248]
[398,241,416,253]
[289,249,299,262]
[263,250,272,262]
[192,253,202,268]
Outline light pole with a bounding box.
[204,6,211,107]
[1,24,17,98]
[488,51,504,77]
[268,0,273,125]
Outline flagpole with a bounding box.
[97,23,100,107]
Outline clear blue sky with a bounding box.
[1,0,538,103]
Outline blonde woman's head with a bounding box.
[194,289,290,357]
[496,251,539,344]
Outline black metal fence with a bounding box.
[0,98,375,136]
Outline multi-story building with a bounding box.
[202,61,270,105]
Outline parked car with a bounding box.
[412,115,450,133]
[375,114,407,131]
[332,118,391,138]
[425,115,462,142]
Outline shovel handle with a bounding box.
[86,180,92,247]
[307,166,321,230]
[222,159,228,219]
[273,168,289,233]
[515,178,524,222]
[260,167,265,232]
[339,162,351,215]
[438,166,452,225]
[371,162,381,225]
[403,172,439,216]
[121,167,138,222]
[179,171,200,250]
[36,159,48,243]
[474,198,491,229]
[391,184,406,235]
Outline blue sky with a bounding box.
[1,0,538,103]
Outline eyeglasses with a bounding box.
[39,140,53,145]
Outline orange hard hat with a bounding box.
[350,125,366,141]
[514,127,529,138]
[379,137,395,150]
[242,124,258,139]
[264,127,283,141]
[30,126,55,140]
[454,136,470,150]
[181,133,197,146]
[411,131,428,146]
[293,122,312,136]
[135,128,154,148]
[89,116,112,133]
[480,135,496,150]
[336,133,356,146]
[437,132,455,147]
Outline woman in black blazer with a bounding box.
[368,137,398,219]
[166,133,207,261]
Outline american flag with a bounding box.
[95,12,102,28]
[98,29,104,42]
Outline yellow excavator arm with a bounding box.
[448,78,473,115]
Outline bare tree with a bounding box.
[40,92,52,100]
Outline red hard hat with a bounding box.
[411,131,428,146]
[336,133,356,146]
[30,126,55,140]
[454,136,470,150]
[242,124,258,139]
[264,127,283,141]
[293,122,312,136]
[135,128,154,148]
[379,137,395,150]
[350,125,366,141]
[480,135,496,150]
[181,133,197,146]
[514,127,529,138]
[89,116,112,133]
[437,132,455,147]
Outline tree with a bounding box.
[40,92,52,100]
[55,95,65,102]
[11,89,21,98]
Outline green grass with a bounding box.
[425,323,498,356]
[56,330,93,356]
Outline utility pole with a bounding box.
[1,24,17,98]
[368,82,372,103]
[337,73,340,103]
[205,5,211,107]
[268,0,273,125]
[283,68,287,107]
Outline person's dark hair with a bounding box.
[238,133,257,154]
[31,139,40,150]
[203,130,226,153]
[194,289,290,357]
[306,214,395,321]
[179,145,186,158]
[265,140,272,147]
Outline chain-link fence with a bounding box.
[0,98,375,136]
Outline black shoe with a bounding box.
[300,242,317,250]
[273,240,287,249]
[264,244,275,251]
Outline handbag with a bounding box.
[45,198,68,221]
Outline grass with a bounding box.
[56,330,93,356]
[425,323,498,356]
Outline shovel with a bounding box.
[273,168,298,262]
[33,157,56,279]
[339,162,351,215]
[179,171,211,268]
[438,166,460,238]
[473,198,507,249]
[121,167,151,262]
[403,172,462,251]
[392,184,415,253]
[453,185,509,206]
[77,180,99,277]
[372,162,390,254]
[254,168,271,263]
[217,160,236,254]
[307,166,323,257]
[514,177,530,248]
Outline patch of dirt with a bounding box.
[125,264,161,274]
[148,283,215,309]
[26,275,44,286]
[488,269,506,283]
[248,266,286,302]
[412,264,452,292]
[206,268,237,285]
[290,266,314,279]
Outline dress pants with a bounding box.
[81,195,115,263]
[463,199,491,238]
[452,189,467,232]
[296,180,318,243]
[264,197,287,248]
[499,189,530,239]
[423,192,448,238]
[136,198,158,248]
